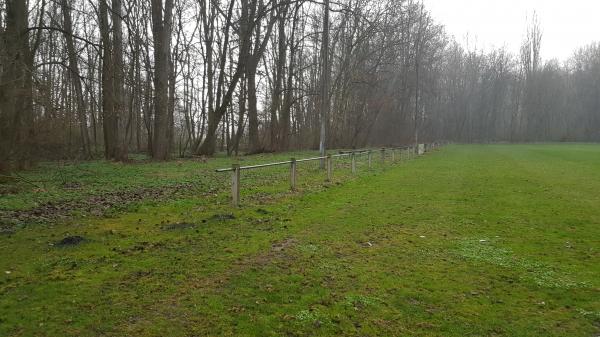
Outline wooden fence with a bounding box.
[216,143,441,207]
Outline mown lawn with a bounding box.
[1,144,599,336]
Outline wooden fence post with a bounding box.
[231,164,240,207]
[290,158,297,190]
[368,150,372,169]
[351,152,357,174]
[326,155,332,182]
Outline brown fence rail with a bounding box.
[216,143,443,206]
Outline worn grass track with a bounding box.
[1,144,599,336]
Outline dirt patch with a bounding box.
[271,238,297,252]
[0,225,15,235]
[207,213,236,222]
[112,241,167,255]
[251,238,298,266]
[56,235,86,246]
[0,184,20,195]
[256,208,270,215]
[62,182,82,190]
[161,222,197,231]
[141,236,299,321]
[0,182,219,227]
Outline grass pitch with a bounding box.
[1,144,599,336]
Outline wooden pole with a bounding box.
[351,152,356,174]
[326,154,332,182]
[290,158,297,190]
[231,163,240,207]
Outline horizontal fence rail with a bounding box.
[215,143,444,207]
[215,150,374,172]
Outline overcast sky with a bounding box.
[422,0,600,62]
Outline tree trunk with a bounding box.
[268,5,287,150]
[99,0,117,160]
[280,4,300,150]
[319,0,330,167]
[233,76,246,155]
[0,0,36,171]
[61,0,91,158]
[151,0,174,160]
[246,67,261,153]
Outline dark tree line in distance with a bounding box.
[1,1,599,172]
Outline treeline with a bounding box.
[0,0,599,171]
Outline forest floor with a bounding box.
[1,144,599,336]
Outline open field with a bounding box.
[1,144,599,336]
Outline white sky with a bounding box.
[422,0,600,61]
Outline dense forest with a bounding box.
[0,0,599,171]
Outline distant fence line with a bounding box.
[216,142,443,207]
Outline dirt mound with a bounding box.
[56,235,86,246]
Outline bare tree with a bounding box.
[151,0,175,160]
[61,0,91,158]
[2,0,599,166]
[318,0,330,166]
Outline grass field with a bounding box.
[1,144,599,336]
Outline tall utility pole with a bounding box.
[319,0,330,168]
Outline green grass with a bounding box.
[1,144,599,336]
[0,151,326,212]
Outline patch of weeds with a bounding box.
[299,243,319,253]
[414,247,445,259]
[295,309,319,322]
[456,239,588,288]
[294,309,330,327]
[576,308,600,319]
[344,294,380,308]
[319,262,343,272]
